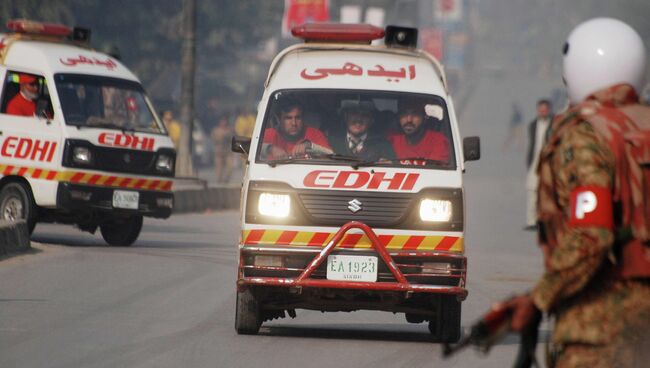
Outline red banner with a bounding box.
[282,0,330,37]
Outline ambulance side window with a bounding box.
[0,71,54,118]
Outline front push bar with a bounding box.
[239,221,467,299]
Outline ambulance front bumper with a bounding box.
[56,182,173,218]
[238,222,467,300]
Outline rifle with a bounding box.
[442,299,541,368]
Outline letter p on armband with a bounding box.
[568,186,613,229]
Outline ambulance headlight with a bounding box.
[419,199,452,222]
[156,154,174,173]
[258,193,290,218]
[73,146,92,164]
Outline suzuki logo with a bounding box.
[347,199,362,213]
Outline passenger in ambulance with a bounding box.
[387,99,450,163]
[6,74,39,117]
[328,100,395,162]
[262,99,332,159]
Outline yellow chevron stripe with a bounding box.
[260,230,284,244]
[95,175,110,185]
[385,235,409,249]
[0,163,172,192]
[241,230,464,252]
[292,231,314,246]
[450,238,464,252]
[352,234,372,248]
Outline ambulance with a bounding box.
[232,24,480,341]
[0,20,174,246]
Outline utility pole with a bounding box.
[177,0,196,177]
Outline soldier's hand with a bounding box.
[540,244,552,270]
[506,294,540,333]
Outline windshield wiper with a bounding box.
[266,156,308,167]
[266,153,364,168]
[351,160,388,169]
[75,120,137,135]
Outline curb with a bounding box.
[173,185,240,214]
[0,220,30,256]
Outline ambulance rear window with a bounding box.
[256,89,456,170]
[53,74,164,134]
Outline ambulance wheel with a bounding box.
[0,182,37,234]
[100,215,143,247]
[429,296,461,343]
[235,288,261,335]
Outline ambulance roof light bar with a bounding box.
[292,23,385,44]
[7,19,73,37]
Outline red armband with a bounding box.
[568,186,613,229]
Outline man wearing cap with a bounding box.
[328,100,395,162]
[262,99,332,159]
[387,100,450,163]
[7,74,39,117]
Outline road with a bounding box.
[0,70,562,368]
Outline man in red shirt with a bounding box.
[387,100,450,163]
[262,100,332,159]
[6,74,39,117]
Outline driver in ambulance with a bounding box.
[262,99,332,159]
[7,74,38,117]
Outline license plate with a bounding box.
[112,190,139,209]
[326,255,378,282]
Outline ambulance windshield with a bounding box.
[54,74,164,133]
[257,90,456,169]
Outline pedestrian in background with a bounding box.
[525,99,552,230]
[234,108,255,139]
[503,18,650,367]
[211,115,234,183]
[502,101,525,151]
[161,110,182,150]
[234,108,256,168]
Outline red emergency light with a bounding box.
[7,19,72,37]
[292,23,385,44]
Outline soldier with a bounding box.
[501,18,650,367]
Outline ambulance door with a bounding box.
[0,70,63,206]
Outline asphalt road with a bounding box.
[0,70,562,368]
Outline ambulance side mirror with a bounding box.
[231,135,251,155]
[35,99,51,124]
[463,136,481,162]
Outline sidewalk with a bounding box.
[172,161,243,214]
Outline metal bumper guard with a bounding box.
[239,221,467,299]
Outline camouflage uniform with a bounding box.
[532,84,650,367]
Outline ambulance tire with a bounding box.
[235,288,261,335]
[99,215,143,247]
[0,182,37,234]
[429,296,461,343]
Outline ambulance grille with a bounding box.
[94,147,156,175]
[298,192,412,227]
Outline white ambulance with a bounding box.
[0,20,175,246]
[232,24,480,341]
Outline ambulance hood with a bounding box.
[248,163,462,193]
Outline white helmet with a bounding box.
[563,18,646,105]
